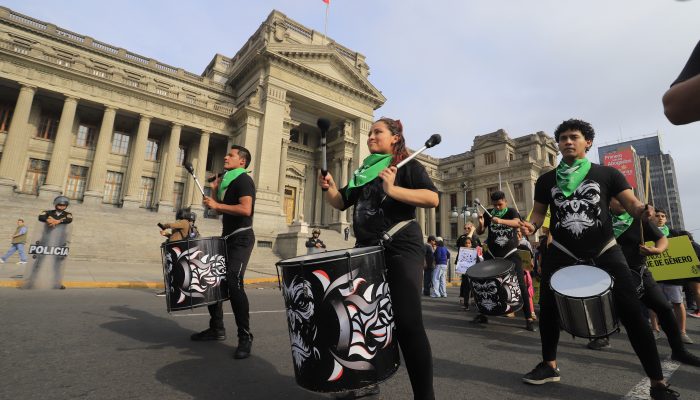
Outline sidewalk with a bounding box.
[0,258,279,289]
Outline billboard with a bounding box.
[603,147,637,188]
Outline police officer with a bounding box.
[305,228,327,254]
[24,196,73,289]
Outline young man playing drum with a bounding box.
[586,198,700,366]
[474,191,536,331]
[520,119,681,399]
[193,145,256,360]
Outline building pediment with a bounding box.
[267,45,385,104]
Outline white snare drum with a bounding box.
[550,265,618,339]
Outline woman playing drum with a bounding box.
[319,117,438,400]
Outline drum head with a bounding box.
[277,246,383,267]
[551,265,612,298]
[466,259,514,279]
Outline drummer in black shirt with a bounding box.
[320,117,438,400]
[474,191,536,331]
[587,198,700,366]
[520,119,680,399]
[191,145,256,360]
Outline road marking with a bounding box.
[171,310,286,317]
[622,357,680,399]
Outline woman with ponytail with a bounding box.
[320,117,438,400]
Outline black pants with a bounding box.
[207,232,255,339]
[422,268,433,295]
[483,252,532,319]
[539,246,663,380]
[460,273,472,300]
[638,267,686,354]
[386,251,435,400]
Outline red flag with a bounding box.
[322,0,330,4]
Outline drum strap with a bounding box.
[486,247,518,260]
[222,226,252,240]
[551,238,617,263]
[380,219,415,244]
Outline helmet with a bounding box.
[54,196,70,207]
[312,228,321,235]
[176,208,196,222]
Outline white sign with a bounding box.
[456,248,479,274]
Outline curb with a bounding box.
[0,277,280,289]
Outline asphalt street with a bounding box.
[0,286,698,400]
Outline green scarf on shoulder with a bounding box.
[217,168,248,200]
[346,153,393,193]
[612,212,634,238]
[659,225,670,237]
[556,158,592,197]
[491,207,509,219]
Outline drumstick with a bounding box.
[317,118,330,191]
[396,134,441,168]
[183,162,206,196]
[473,198,493,218]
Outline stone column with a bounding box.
[429,207,436,236]
[417,208,426,235]
[157,123,182,213]
[84,106,117,205]
[0,85,36,193]
[190,130,210,212]
[339,157,349,224]
[40,96,79,200]
[278,138,289,212]
[122,114,151,208]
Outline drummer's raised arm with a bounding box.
[319,171,344,210]
[522,201,547,235]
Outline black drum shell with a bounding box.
[277,246,400,393]
[467,259,523,316]
[161,237,229,312]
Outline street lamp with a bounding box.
[450,182,478,224]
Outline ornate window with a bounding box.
[145,138,159,161]
[103,171,123,204]
[75,124,97,148]
[111,132,130,155]
[37,114,60,140]
[23,158,49,194]
[0,103,13,132]
[484,151,496,165]
[139,177,156,208]
[176,146,187,166]
[65,165,88,200]
[173,182,184,210]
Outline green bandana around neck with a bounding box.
[659,225,670,237]
[612,212,634,238]
[217,168,248,200]
[491,207,509,219]
[346,153,393,193]
[556,158,592,197]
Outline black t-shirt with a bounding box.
[221,173,256,236]
[339,159,437,257]
[534,163,630,259]
[483,208,520,257]
[616,217,664,268]
[672,40,700,86]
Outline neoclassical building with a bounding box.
[0,6,558,249]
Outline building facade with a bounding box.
[598,134,685,230]
[0,6,557,249]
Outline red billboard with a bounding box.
[603,148,637,188]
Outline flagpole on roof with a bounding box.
[323,0,329,46]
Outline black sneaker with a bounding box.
[522,362,561,385]
[190,328,226,341]
[332,384,380,399]
[526,319,537,332]
[472,314,488,324]
[234,337,253,359]
[587,337,611,350]
[650,384,680,399]
[671,350,700,367]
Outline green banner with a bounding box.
[645,235,700,281]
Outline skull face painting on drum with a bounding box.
[277,246,400,393]
[161,237,229,312]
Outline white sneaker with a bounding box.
[0,258,5,263]
[17,261,27,265]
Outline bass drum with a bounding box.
[467,259,523,316]
[276,246,400,393]
[161,236,229,312]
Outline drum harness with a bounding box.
[222,226,252,240]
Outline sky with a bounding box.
[3,0,700,232]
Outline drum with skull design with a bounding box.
[277,246,400,393]
[161,237,229,312]
[467,258,523,316]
